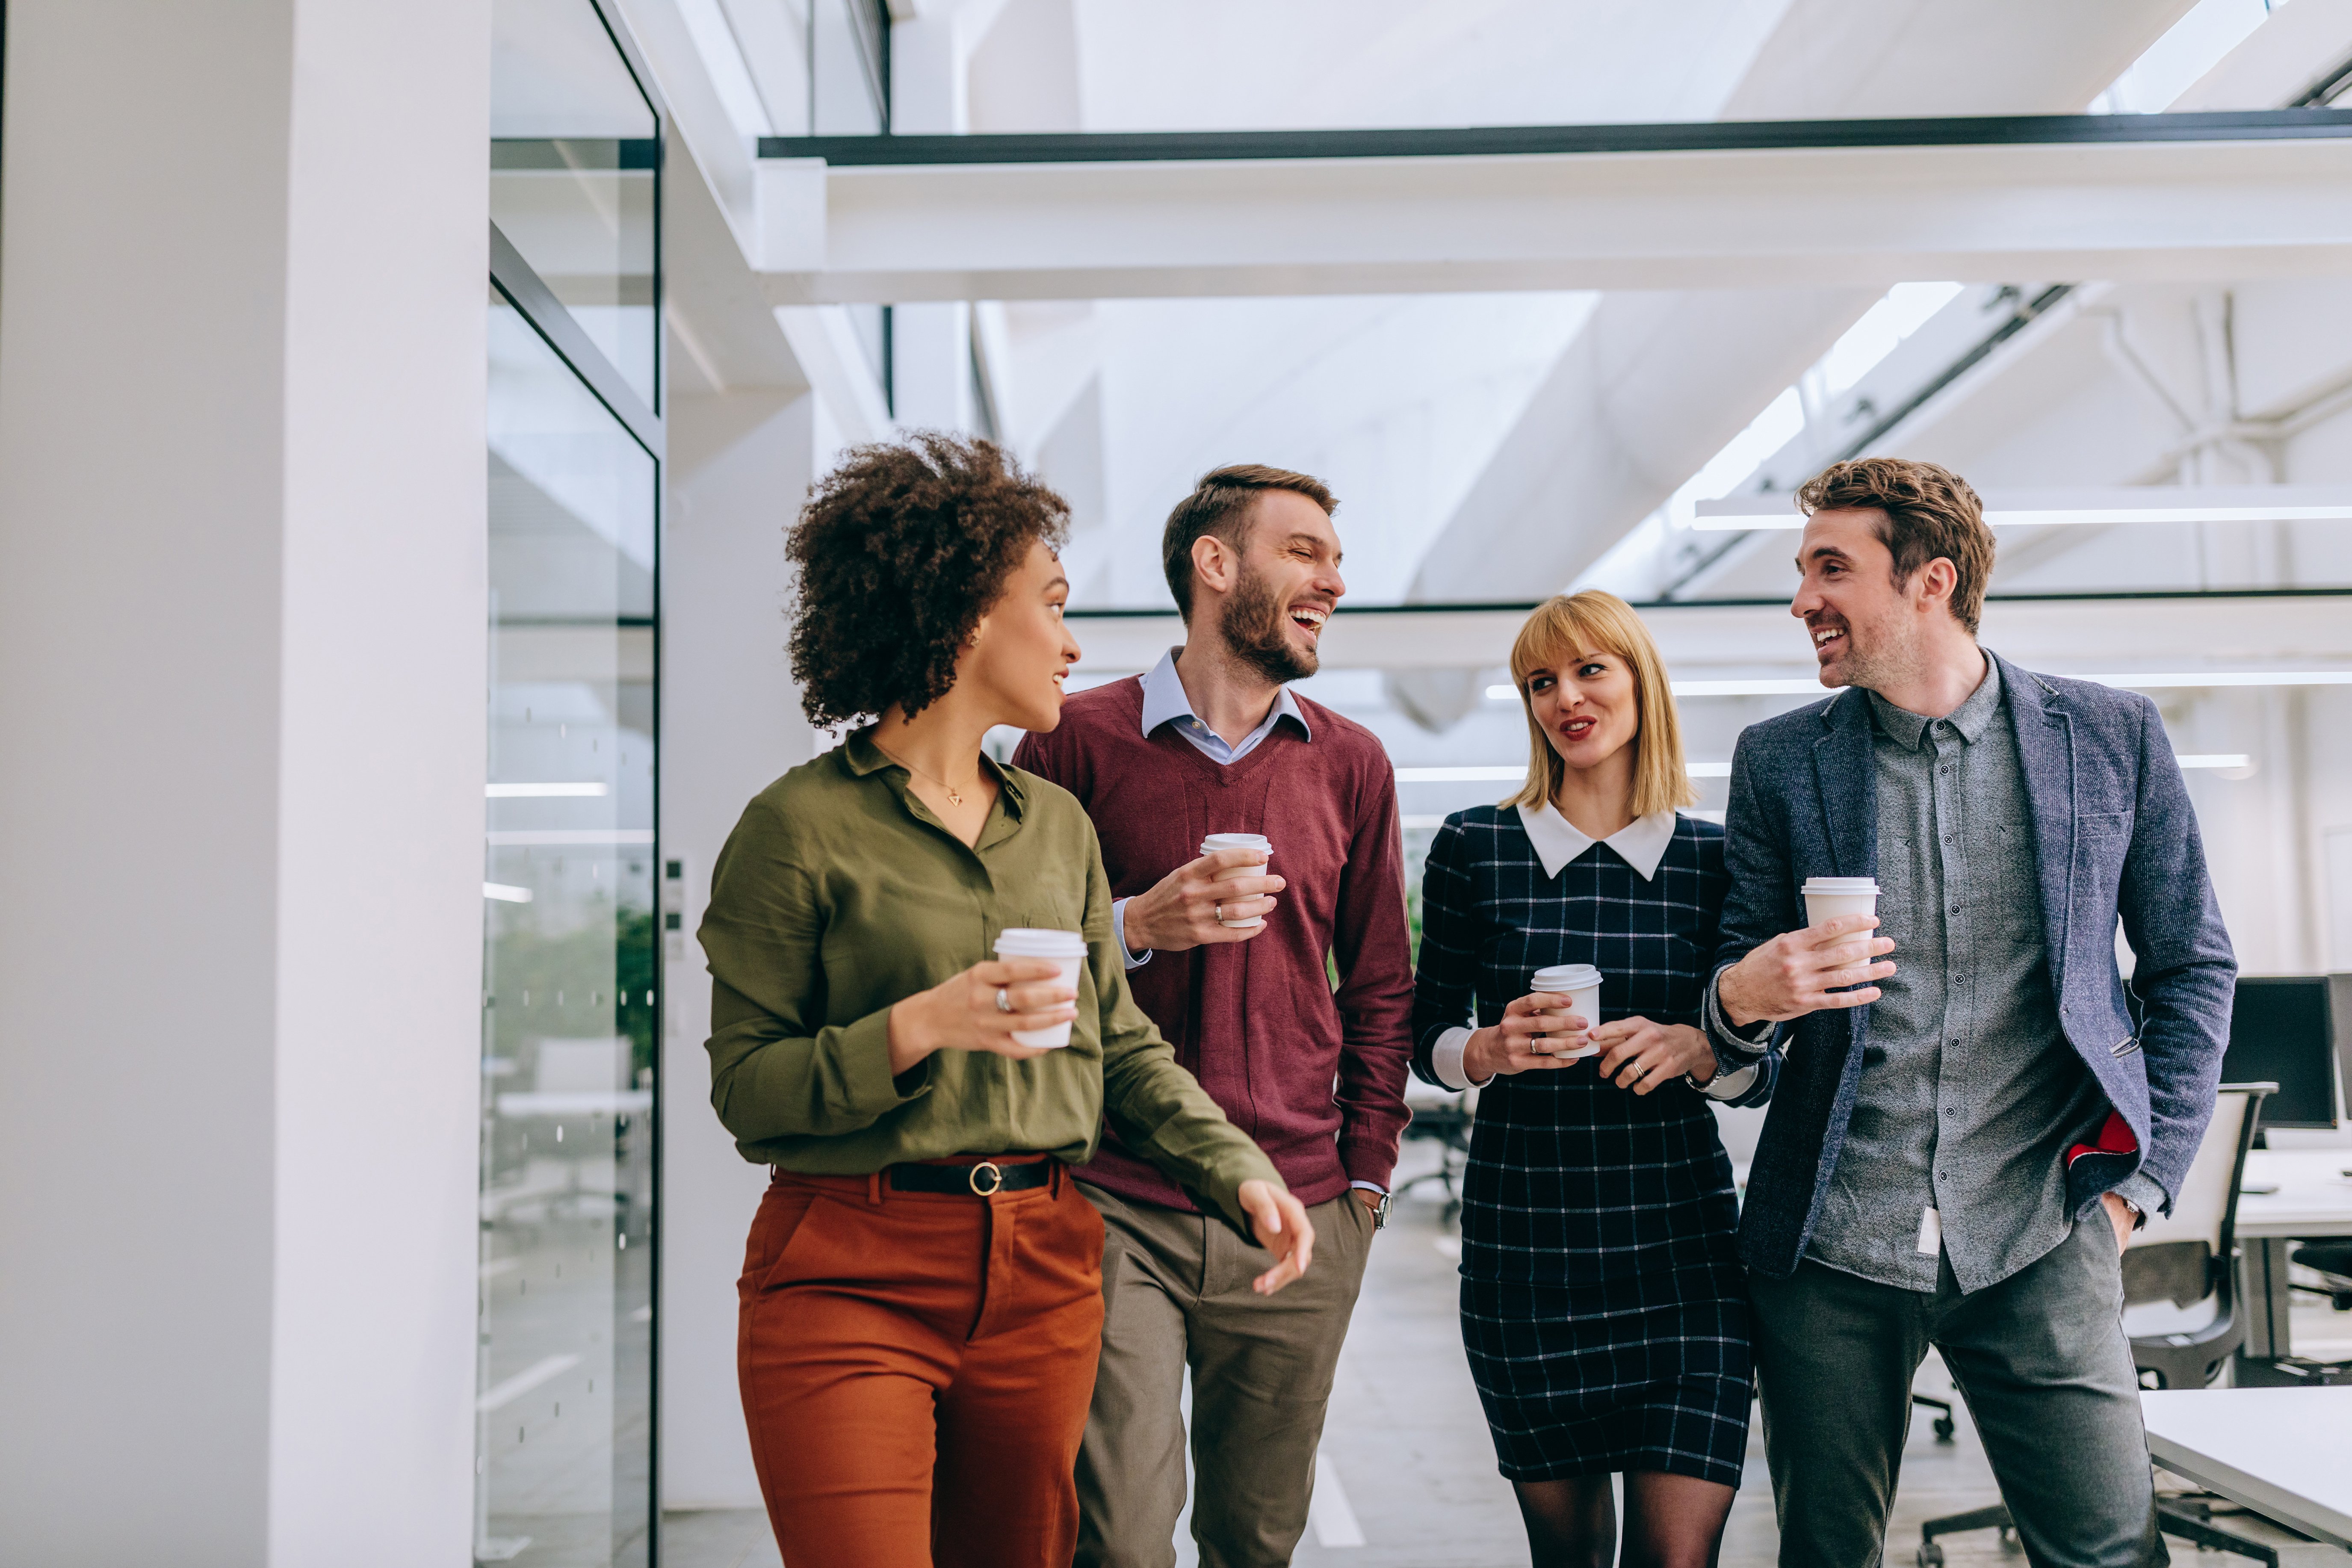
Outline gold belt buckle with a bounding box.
[967,1160,1004,1196]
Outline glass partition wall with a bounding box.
[480,1,662,1562]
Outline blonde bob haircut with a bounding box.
[1504,591,1697,819]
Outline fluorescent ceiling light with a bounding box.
[483,882,534,903]
[2175,754,2251,769]
[1669,672,2352,696]
[1691,485,2352,532]
[1672,679,1828,696]
[1398,762,1733,782]
[1395,766,1525,782]
[2086,672,2352,689]
[486,782,608,797]
[1488,682,1820,712]
[488,828,655,846]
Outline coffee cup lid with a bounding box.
[1200,833,1271,852]
[1531,963,1602,990]
[1800,877,1880,893]
[994,927,1088,958]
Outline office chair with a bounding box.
[1914,1084,2275,1568]
[2290,1239,2352,1311]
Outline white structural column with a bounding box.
[893,300,977,432]
[658,386,836,1511]
[0,2,490,1563]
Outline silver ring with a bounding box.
[1214,904,1225,922]
[995,986,1012,1014]
[1629,1062,1648,1082]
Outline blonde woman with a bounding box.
[1411,591,1770,1568]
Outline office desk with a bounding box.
[2236,1150,2352,1360]
[2141,1386,2352,1551]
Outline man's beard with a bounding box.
[1827,613,1921,696]
[1219,563,1318,685]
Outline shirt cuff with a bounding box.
[1111,898,1150,971]
[1697,1061,1761,1101]
[1703,969,1775,1058]
[1431,1027,1492,1092]
[1349,1180,1388,1195]
[2111,1170,2169,1221]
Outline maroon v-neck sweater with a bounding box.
[1014,676,1414,1211]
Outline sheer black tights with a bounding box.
[1510,1470,1735,1568]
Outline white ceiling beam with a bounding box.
[1069,591,2352,675]
[756,136,2352,304]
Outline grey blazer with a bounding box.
[1714,652,2237,1279]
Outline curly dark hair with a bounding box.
[785,431,1071,728]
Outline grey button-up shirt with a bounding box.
[1808,656,2137,1293]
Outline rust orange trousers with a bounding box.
[738,1157,1107,1568]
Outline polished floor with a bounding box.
[662,1149,2352,1567]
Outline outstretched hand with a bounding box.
[1588,1017,1716,1093]
[1237,1179,1315,1294]
[1717,914,1895,1027]
[884,957,1075,1075]
[1461,992,1587,1080]
[1120,847,1284,954]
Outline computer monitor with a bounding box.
[2217,976,2340,1132]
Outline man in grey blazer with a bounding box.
[1703,458,2235,1568]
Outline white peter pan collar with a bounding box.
[1515,800,1678,882]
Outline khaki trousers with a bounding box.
[1073,1184,1374,1568]
[738,1159,1106,1568]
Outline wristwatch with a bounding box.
[1369,1190,1392,1230]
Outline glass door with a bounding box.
[479,3,662,1562]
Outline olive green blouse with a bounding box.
[698,728,1282,1232]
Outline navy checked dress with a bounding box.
[1412,806,1751,1486]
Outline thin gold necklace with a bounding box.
[876,741,978,807]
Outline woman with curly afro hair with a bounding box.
[698,432,1315,1568]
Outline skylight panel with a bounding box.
[1820,283,1965,395]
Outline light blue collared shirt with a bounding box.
[1135,646,1312,765]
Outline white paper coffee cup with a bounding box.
[1530,963,1603,1060]
[1801,876,1881,929]
[993,927,1088,1048]
[1200,833,1273,929]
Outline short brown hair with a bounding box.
[1160,464,1336,620]
[785,431,1070,728]
[1796,458,1995,634]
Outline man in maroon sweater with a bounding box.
[1014,464,1414,1568]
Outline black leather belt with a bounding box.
[887,1158,1055,1196]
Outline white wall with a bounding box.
[658,385,836,1509]
[0,1,490,1561]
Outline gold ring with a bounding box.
[968,1161,1004,1196]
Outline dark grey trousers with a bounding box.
[1749,1219,2166,1568]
